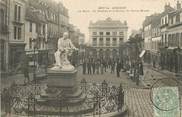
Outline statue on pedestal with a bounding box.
[51,32,78,71]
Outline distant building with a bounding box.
[143,1,182,74]
[8,0,27,71]
[43,0,69,64]
[162,1,182,73]
[25,2,48,66]
[143,13,162,67]
[159,2,181,72]
[0,0,9,72]
[88,17,128,59]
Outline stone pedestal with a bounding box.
[42,68,78,93]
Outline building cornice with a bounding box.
[168,22,182,29]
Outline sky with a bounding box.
[55,0,177,43]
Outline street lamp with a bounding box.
[32,38,37,83]
[45,40,48,77]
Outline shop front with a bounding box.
[9,43,26,72]
[144,50,151,64]
[26,49,48,68]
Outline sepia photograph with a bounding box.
[0,0,182,116]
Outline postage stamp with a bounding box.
[152,86,180,117]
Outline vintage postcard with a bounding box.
[1,0,182,116]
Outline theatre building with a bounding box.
[88,17,128,59]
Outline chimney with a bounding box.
[177,1,181,10]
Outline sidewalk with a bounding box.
[145,63,177,78]
[1,71,46,90]
[140,63,181,88]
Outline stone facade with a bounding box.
[143,2,182,74]
[0,0,9,72]
[1,0,71,73]
[8,0,27,71]
[89,17,128,59]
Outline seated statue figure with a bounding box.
[51,32,78,71]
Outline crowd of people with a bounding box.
[82,57,123,77]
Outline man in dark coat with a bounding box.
[116,60,122,77]
[87,59,92,74]
[111,62,115,74]
[92,60,96,74]
[95,60,100,74]
[82,60,86,74]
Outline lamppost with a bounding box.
[32,38,37,83]
[45,40,48,76]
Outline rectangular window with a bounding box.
[172,34,175,47]
[112,38,117,46]
[18,6,21,21]
[161,34,164,46]
[14,5,17,20]
[14,5,21,21]
[43,24,45,34]
[18,27,21,40]
[112,32,117,35]
[99,32,103,35]
[92,32,97,35]
[168,34,172,46]
[119,32,124,35]
[171,17,174,25]
[106,32,110,35]
[99,38,103,46]
[29,38,32,49]
[176,33,180,47]
[92,38,97,46]
[165,17,167,24]
[165,34,167,47]
[176,15,179,23]
[14,26,17,39]
[43,40,45,48]
[119,38,123,42]
[106,38,110,46]
[29,22,32,32]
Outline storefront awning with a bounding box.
[139,50,146,58]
